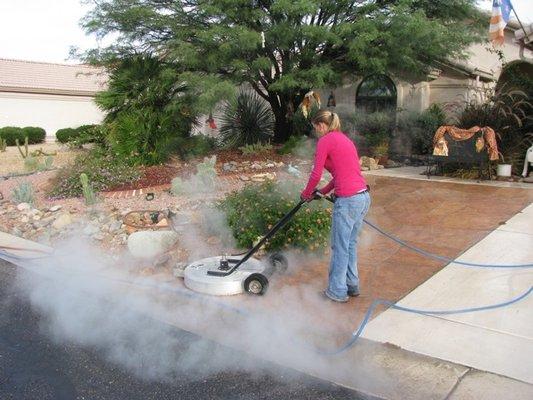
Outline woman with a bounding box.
[301,110,371,303]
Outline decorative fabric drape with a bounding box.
[433,126,500,161]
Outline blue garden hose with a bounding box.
[318,286,533,356]
[363,219,533,268]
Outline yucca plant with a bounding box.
[219,90,274,147]
[12,181,34,205]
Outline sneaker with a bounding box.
[324,290,349,303]
[347,288,360,297]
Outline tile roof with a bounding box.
[0,58,108,96]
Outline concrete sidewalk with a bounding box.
[362,202,533,386]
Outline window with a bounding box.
[356,74,397,113]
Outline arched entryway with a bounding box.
[356,74,397,113]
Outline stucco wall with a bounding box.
[0,91,105,141]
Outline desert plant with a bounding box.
[219,90,274,147]
[0,127,25,146]
[80,173,98,205]
[16,137,29,158]
[0,138,6,152]
[196,155,217,188]
[239,142,273,155]
[170,155,218,195]
[23,156,39,172]
[219,181,332,252]
[22,127,46,144]
[11,181,34,205]
[48,146,140,198]
[397,104,447,155]
[55,128,80,143]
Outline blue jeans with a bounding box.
[327,192,371,300]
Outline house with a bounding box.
[0,58,107,142]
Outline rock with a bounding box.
[139,267,155,276]
[11,228,22,237]
[173,262,188,278]
[386,159,403,168]
[49,205,62,212]
[40,216,55,227]
[17,203,31,211]
[52,213,73,230]
[32,214,42,221]
[361,166,370,171]
[109,220,123,233]
[83,224,100,236]
[251,172,276,182]
[360,156,380,170]
[222,162,236,172]
[240,175,251,181]
[156,218,168,227]
[20,215,29,224]
[92,233,105,241]
[127,230,179,259]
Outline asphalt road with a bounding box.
[0,260,366,400]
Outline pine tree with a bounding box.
[81,0,484,142]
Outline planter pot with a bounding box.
[497,163,512,177]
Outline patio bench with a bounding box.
[425,130,492,180]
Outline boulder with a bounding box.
[17,203,31,211]
[127,230,179,259]
[52,213,73,230]
[360,156,380,170]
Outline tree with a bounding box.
[81,0,484,142]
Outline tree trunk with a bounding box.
[270,96,295,143]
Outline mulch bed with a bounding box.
[104,148,292,192]
[214,148,286,165]
[107,165,181,191]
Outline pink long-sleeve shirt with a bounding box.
[302,131,367,199]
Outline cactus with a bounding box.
[0,138,6,152]
[24,155,39,171]
[11,181,34,205]
[16,137,29,159]
[80,173,97,206]
[44,155,54,169]
[30,148,57,157]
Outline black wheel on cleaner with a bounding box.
[244,273,269,295]
[268,253,288,274]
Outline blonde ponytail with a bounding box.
[312,110,341,132]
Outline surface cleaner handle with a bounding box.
[207,199,306,276]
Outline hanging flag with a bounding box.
[489,0,513,46]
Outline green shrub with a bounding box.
[219,90,274,147]
[11,181,34,205]
[22,127,46,144]
[397,104,447,155]
[96,56,198,166]
[173,134,218,160]
[0,127,25,145]
[55,128,79,143]
[48,146,141,198]
[239,142,273,155]
[218,181,332,252]
[351,111,395,149]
